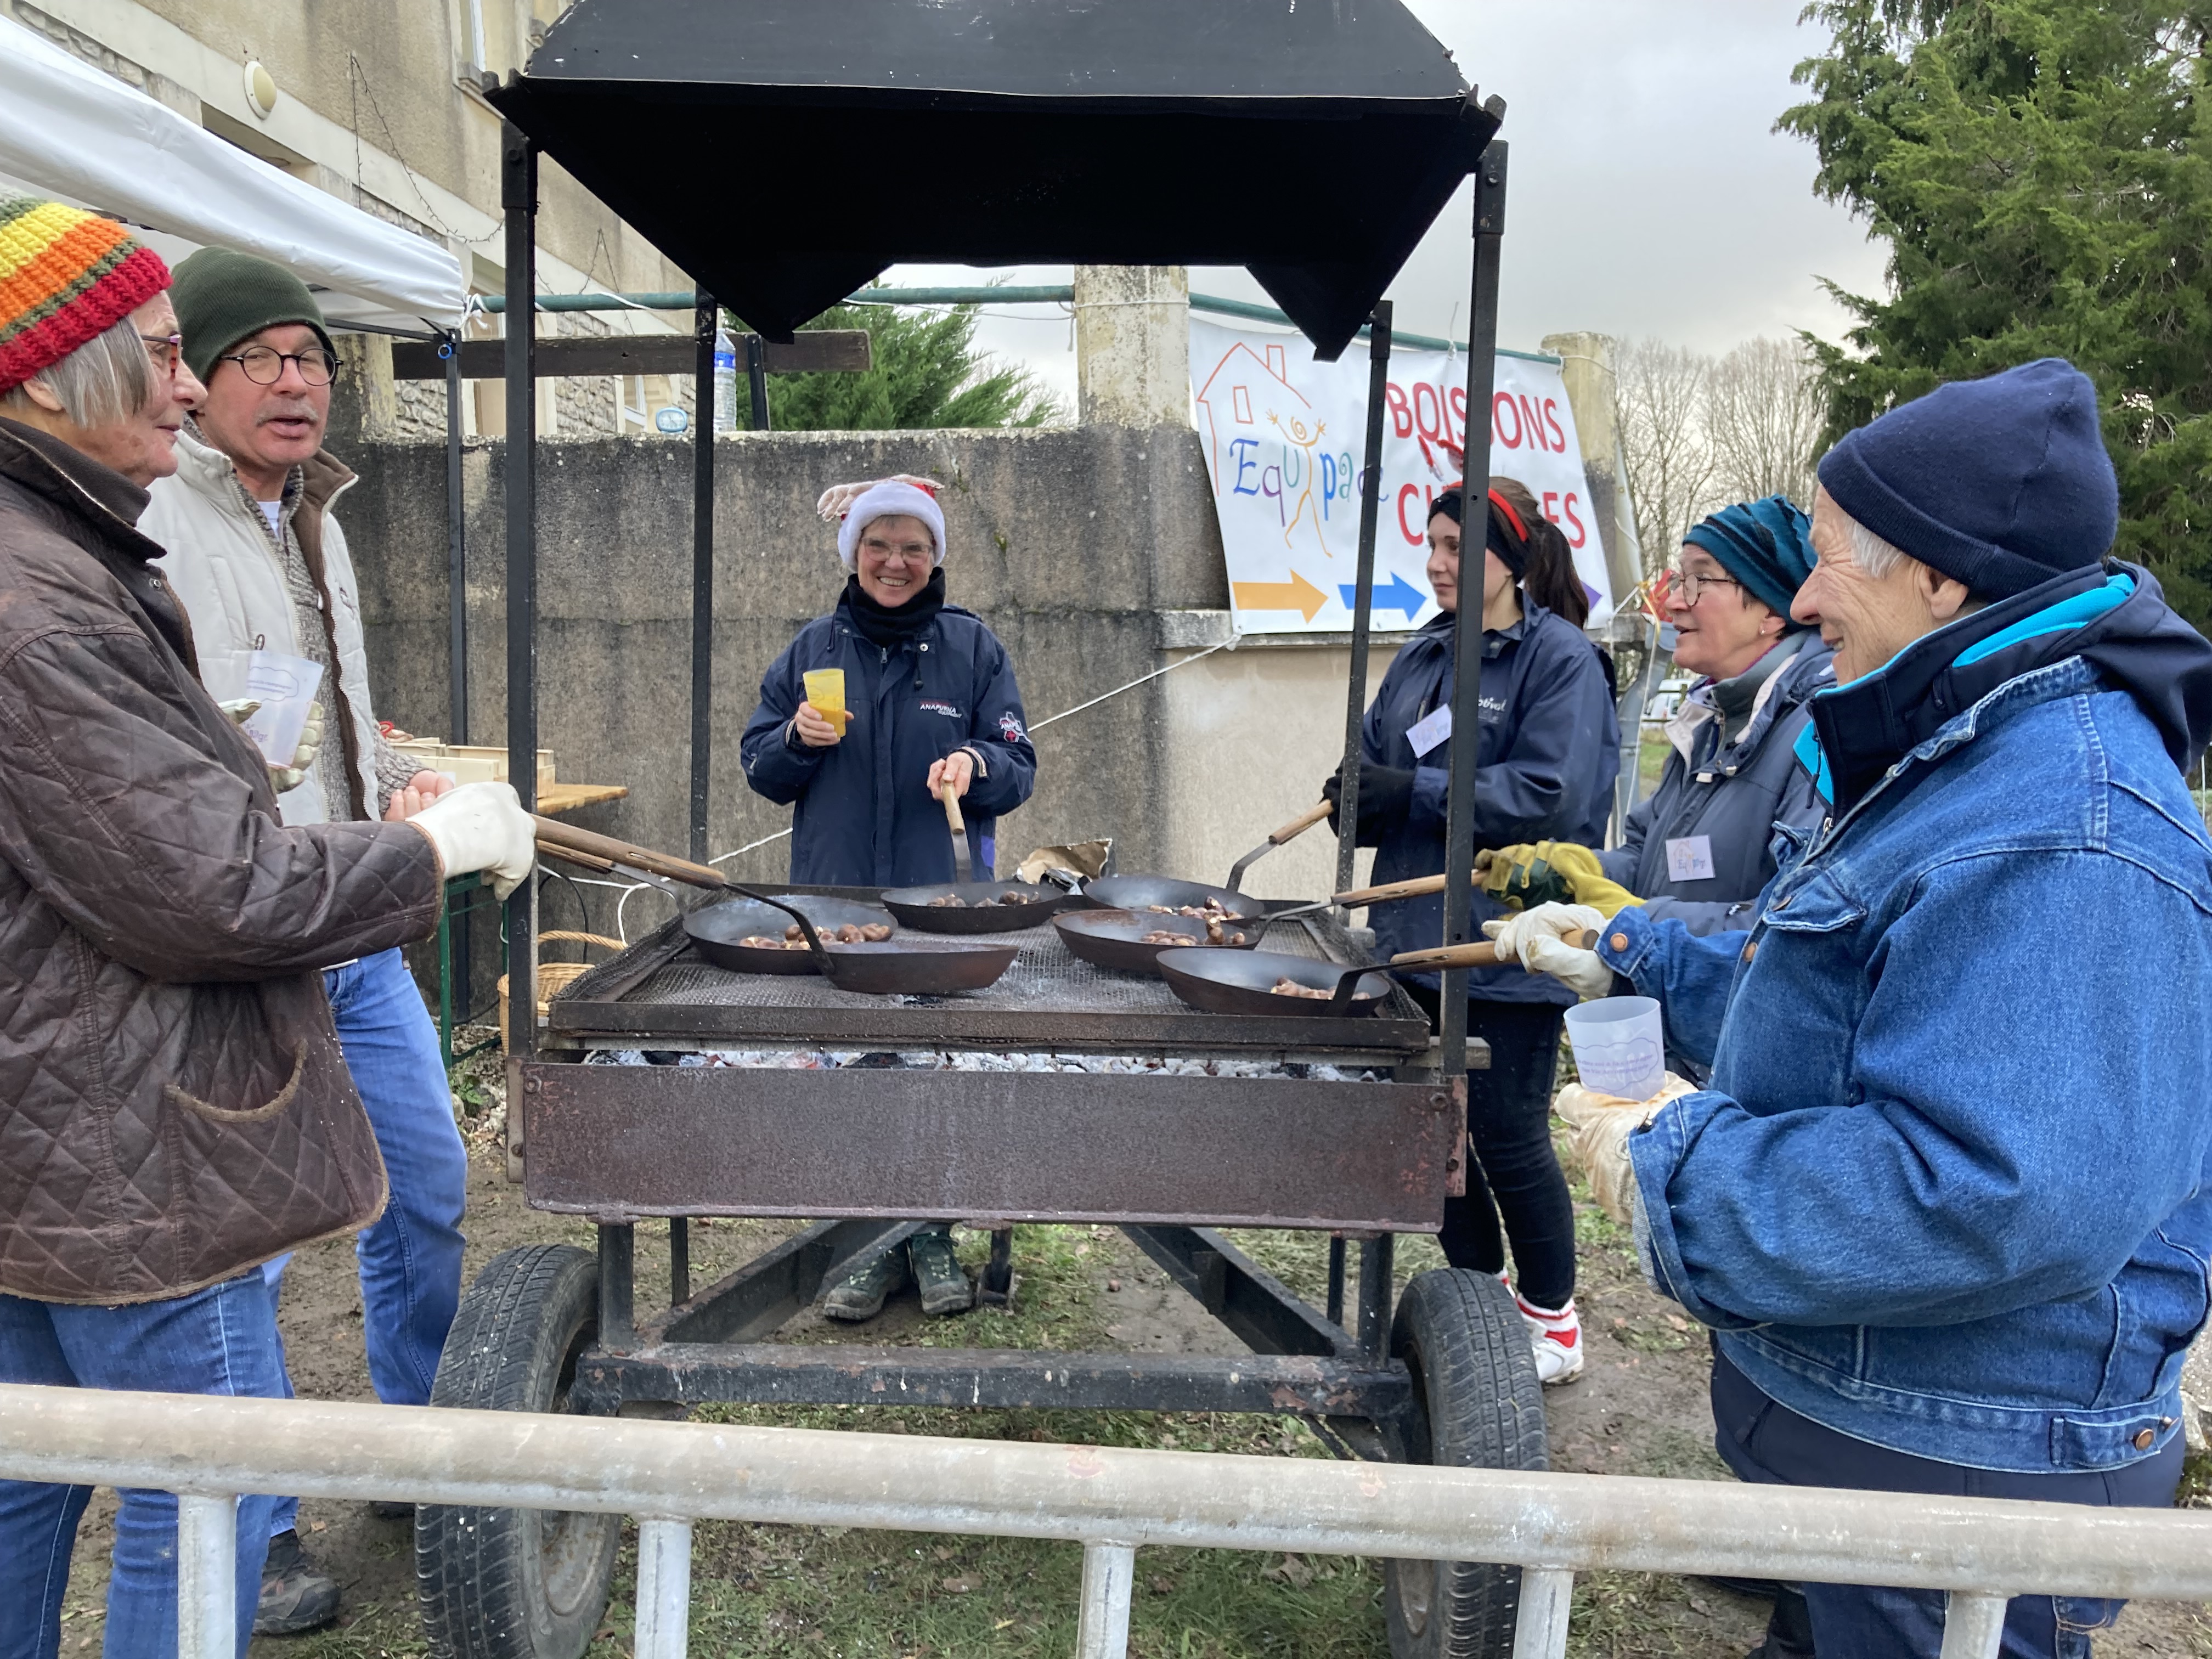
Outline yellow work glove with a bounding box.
[1480,840,1645,919]
[1553,1073,1697,1223]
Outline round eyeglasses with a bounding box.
[1663,563,1743,607]
[217,345,345,387]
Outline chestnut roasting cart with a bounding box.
[419,4,1545,1656]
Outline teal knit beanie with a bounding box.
[170,247,334,386]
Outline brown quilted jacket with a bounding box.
[0,419,444,1305]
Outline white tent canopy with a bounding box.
[0,14,465,334]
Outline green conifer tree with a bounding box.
[1782,1,2212,620]
[741,301,1063,431]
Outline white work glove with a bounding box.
[1553,1073,1697,1223]
[815,473,945,522]
[407,780,537,899]
[1483,901,1613,998]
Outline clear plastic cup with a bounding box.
[1561,995,1666,1101]
[803,668,849,733]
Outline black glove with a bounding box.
[1322,765,1417,845]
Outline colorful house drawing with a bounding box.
[1193,338,1307,492]
[1193,337,1336,558]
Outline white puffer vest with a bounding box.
[142,430,381,825]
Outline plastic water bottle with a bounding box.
[712,328,738,432]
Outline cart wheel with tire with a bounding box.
[1383,1268,1549,1658]
[416,1244,620,1659]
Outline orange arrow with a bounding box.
[1232,570,1329,622]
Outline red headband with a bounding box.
[1486,488,1529,545]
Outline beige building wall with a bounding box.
[1155,637,1385,902]
[4,0,690,439]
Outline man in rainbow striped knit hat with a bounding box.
[0,195,538,1658]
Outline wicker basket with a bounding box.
[499,930,623,1051]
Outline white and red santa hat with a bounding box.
[817,474,947,572]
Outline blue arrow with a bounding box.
[1339,571,1427,622]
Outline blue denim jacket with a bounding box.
[1600,564,2212,1472]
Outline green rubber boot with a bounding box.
[822,1243,912,1322]
[908,1226,973,1316]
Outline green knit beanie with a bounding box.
[170,247,335,385]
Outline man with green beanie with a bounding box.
[144,247,471,1637]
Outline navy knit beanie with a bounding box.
[1815,358,2118,600]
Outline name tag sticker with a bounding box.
[1406,705,1453,759]
[1666,834,1716,883]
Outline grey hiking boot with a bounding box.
[823,1243,912,1321]
[909,1226,973,1316]
[255,1527,341,1635]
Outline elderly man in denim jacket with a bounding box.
[1491,359,2212,1659]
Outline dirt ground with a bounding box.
[49,1074,2212,1658]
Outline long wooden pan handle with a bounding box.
[1387,929,1602,971]
[1268,800,1335,847]
[940,780,967,838]
[1329,856,1527,908]
[1333,872,1450,907]
[531,816,729,891]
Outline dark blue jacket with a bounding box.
[1599,634,1835,935]
[739,599,1036,886]
[1363,603,1620,1004]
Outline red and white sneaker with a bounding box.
[1516,1293,1584,1385]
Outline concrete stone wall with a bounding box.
[341,425,1257,918]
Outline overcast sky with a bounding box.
[881,0,1893,407]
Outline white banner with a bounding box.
[1190,319,1610,634]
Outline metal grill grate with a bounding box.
[550,906,1432,1060]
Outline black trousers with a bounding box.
[1712,1347,2183,1658]
[1406,986,1577,1310]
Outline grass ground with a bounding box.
[50,1041,2212,1658]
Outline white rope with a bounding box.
[1030,633,1241,732]
[708,828,793,867]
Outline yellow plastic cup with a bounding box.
[803,668,850,733]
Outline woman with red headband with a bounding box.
[1323,478,1618,1384]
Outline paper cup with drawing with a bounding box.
[1561,995,1666,1100]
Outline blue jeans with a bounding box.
[1713,1347,2183,1657]
[265,947,465,1534]
[0,1274,285,1659]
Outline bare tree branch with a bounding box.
[1616,337,1719,576]
[1705,337,1825,508]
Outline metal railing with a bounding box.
[2,1383,2208,1659]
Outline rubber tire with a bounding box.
[1383,1269,1549,1659]
[416,1244,620,1659]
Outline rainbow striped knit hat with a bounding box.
[0,195,171,396]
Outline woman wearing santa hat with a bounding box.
[739,474,1037,1320]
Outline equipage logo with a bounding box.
[1000,713,1030,744]
[919,701,962,719]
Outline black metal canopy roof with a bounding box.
[489,0,1498,359]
